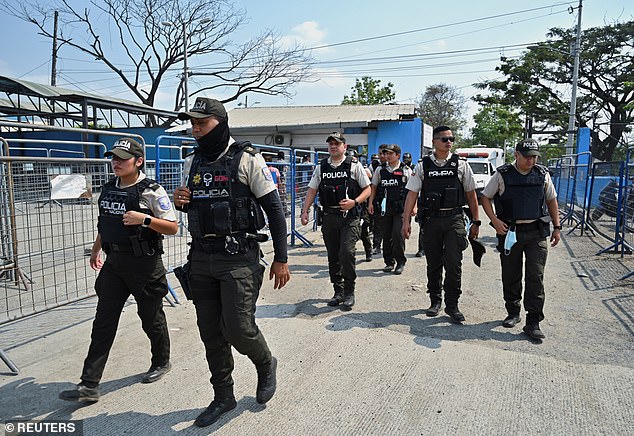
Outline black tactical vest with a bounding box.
[318,156,361,213]
[186,141,266,238]
[376,162,408,202]
[494,164,549,222]
[421,154,466,210]
[97,177,162,254]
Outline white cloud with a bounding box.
[280,21,329,51]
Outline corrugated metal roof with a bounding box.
[227,104,417,129]
[0,76,176,117]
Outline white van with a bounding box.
[455,147,505,198]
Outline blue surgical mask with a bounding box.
[381,190,387,216]
[504,228,517,255]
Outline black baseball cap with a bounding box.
[326,132,346,144]
[104,138,144,159]
[382,144,401,154]
[177,97,227,120]
[470,238,486,267]
[516,139,540,157]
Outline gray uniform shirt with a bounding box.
[182,137,278,199]
[371,162,414,186]
[481,162,557,224]
[117,171,176,221]
[308,157,371,191]
[406,151,477,193]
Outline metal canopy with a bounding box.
[0,75,177,128]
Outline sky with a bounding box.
[0,0,632,129]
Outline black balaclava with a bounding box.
[196,116,231,161]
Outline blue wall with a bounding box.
[367,118,422,160]
[0,127,177,159]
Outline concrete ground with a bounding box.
[1,212,633,435]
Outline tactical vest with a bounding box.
[494,164,549,222]
[97,177,162,255]
[376,162,408,202]
[318,156,361,215]
[186,141,266,238]
[421,154,466,210]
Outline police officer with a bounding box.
[301,132,371,310]
[370,144,389,255]
[480,139,561,340]
[59,138,177,404]
[347,149,373,262]
[368,153,382,256]
[369,144,412,275]
[414,157,426,258]
[173,97,290,427]
[402,126,480,323]
[402,152,414,170]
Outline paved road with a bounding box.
[1,216,633,435]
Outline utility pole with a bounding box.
[566,0,583,155]
[182,21,189,111]
[51,10,58,86]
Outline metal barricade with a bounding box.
[0,125,194,324]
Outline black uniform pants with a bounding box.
[81,253,170,386]
[422,214,469,307]
[322,213,360,294]
[359,207,373,255]
[189,244,271,395]
[496,228,548,324]
[379,209,406,266]
[371,202,383,250]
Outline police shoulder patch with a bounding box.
[262,167,273,182]
[158,196,172,211]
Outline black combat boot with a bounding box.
[194,388,237,428]
[327,291,344,306]
[444,306,465,323]
[425,300,442,317]
[256,357,277,404]
[523,323,546,340]
[59,382,100,403]
[502,314,521,328]
[342,291,355,311]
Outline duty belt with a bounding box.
[428,207,463,217]
[192,232,268,255]
[105,243,134,253]
[512,221,542,232]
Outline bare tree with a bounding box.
[415,83,467,132]
[1,0,312,119]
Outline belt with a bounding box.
[107,243,134,253]
[513,221,542,232]
[192,238,226,252]
[429,207,463,217]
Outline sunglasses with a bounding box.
[434,136,455,143]
[381,150,395,154]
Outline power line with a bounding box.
[297,2,575,51]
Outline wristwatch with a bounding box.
[553,225,562,230]
[354,199,359,207]
[471,220,482,226]
[142,215,152,228]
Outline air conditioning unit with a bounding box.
[273,133,291,146]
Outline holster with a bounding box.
[173,261,192,300]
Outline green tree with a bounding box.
[471,104,524,149]
[474,21,634,161]
[415,83,467,133]
[342,76,396,105]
